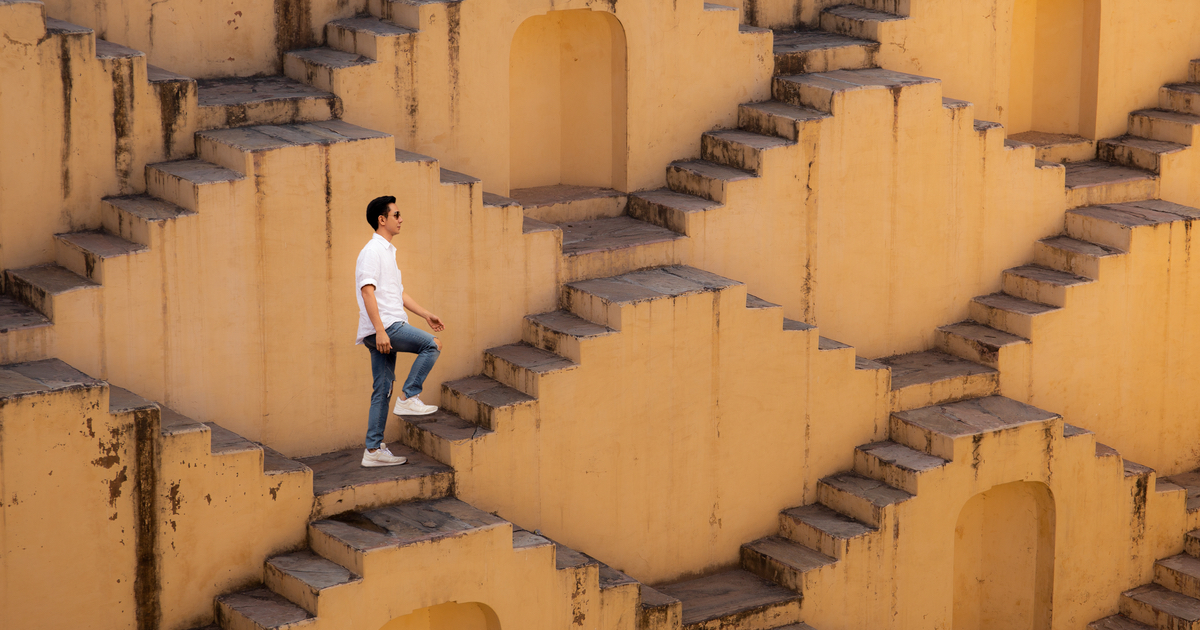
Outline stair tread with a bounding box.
[783,503,874,538]
[1165,82,1200,95]
[560,216,684,257]
[1063,160,1156,190]
[1005,264,1094,287]
[938,321,1029,347]
[0,296,50,332]
[299,444,453,497]
[1070,200,1200,227]
[741,100,831,123]
[857,440,948,472]
[56,230,147,258]
[818,336,851,351]
[288,47,374,69]
[108,385,157,414]
[1132,108,1200,126]
[821,471,913,506]
[198,121,389,151]
[972,292,1059,316]
[877,350,997,390]
[745,536,838,572]
[747,294,780,309]
[1008,130,1092,149]
[267,550,361,591]
[315,497,509,550]
[774,28,878,54]
[777,67,937,89]
[159,406,208,437]
[45,18,91,35]
[263,445,309,475]
[328,15,416,36]
[404,410,494,441]
[669,159,756,182]
[445,374,535,408]
[482,192,520,208]
[440,168,480,185]
[1063,423,1092,437]
[1158,553,1200,578]
[527,310,614,338]
[486,342,577,373]
[631,188,721,213]
[553,539,597,570]
[567,266,740,305]
[206,421,261,455]
[641,584,682,608]
[893,396,1060,438]
[148,159,245,184]
[1124,582,1200,621]
[704,128,796,150]
[599,563,639,590]
[0,359,101,400]
[656,568,801,626]
[783,318,816,331]
[216,587,314,626]
[1100,134,1188,154]
[104,195,196,222]
[823,3,906,21]
[395,148,436,164]
[1089,614,1157,630]
[7,264,97,294]
[1040,235,1125,257]
[146,64,192,83]
[95,39,143,60]
[196,75,336,108]
[1161,471,1200,511]
[509,184,624,208]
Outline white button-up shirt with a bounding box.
[355,233,409,344]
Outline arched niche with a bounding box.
[379,601,501,630]
[953,481,1055,630]
[509,9,628,191]
[1008,0,1089,135]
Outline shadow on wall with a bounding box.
[380,601,501,630]
[1008,0,1096,137]
[509,9,628,191]
[953,481,1056,630]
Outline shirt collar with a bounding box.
[371,232,396,253]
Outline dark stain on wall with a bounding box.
[111,60,135,194]
[155,81,189,159]
[133,407,161,630]
[59,36,74,199]
[446,2,461,121]
[274,0,314,70]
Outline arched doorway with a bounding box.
[509,9,628,191]
[953,481,1055,630]
[379,601,501,630]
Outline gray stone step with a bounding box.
[1066,200,1200,251]
[196,76,340,130]
[298,445,453,518]
[483,342,577,396]
[1129,109,1200,146]
[1162,83,1200,117]
[1063,160,1158,208]
[525,310,616,359]
[108,385,157,415]
[54,230,147,282]
[819,4,907,42]
[773,29,879,75]
[969,293,1059,339]
[773,67,937,114]
[655,568,802,630]
[285,48,374,79]
[667,159,756,203]
[1098,135,1188,173]
[215,587,315,630]
[738,100,830,142]
[101,195,196,246]
[145,159,246,212]
[779,503,874,558]
[3,264,97,320]
[399,410,494,462]
[1002,264,1095,307]
[877,350,998,411]
[701,129,795,174]
[326,16,415,58]
[1007,131,1096,163]
[1034,235,1125,279]
[439,167,480,186]
[1088,614,1156,630]
[563,266,742,329]
[741,536,837,596]
[1162,471,1200,513]
[0,295,51,334]
[264,550,361,615]
[207,421,263,457]
[1157,553,1200,599]
[935,321,1029,368]
[817,471,912,526]
[559,216,685,258]
[628,188,720,234]
[0,359,101,401]
[891,396,1060,461]
[95,39,143,60]
[1122,582,1200,630]
[442,374,536,430]
[640,584,683,630]
[853,440,948,493]
[510,185,627,223]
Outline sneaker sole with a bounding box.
[361,459,408,467]
[393,407,438,416]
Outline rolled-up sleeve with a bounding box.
[356,248,380,291]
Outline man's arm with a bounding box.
[403,293,445,349]
[361,285,392,354]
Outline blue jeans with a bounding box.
[364,321,440,449]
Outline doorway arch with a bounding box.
[379,601,501,630]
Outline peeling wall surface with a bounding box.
[5,0,1200,629]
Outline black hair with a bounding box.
[366,195,397,229]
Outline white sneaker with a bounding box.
[393,396,437,415]
[361,444,408,467]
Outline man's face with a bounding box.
[381,203,402,233]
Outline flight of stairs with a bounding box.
[1090,530,1200,629]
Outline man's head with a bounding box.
[366,195,402,237]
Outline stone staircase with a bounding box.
[1089,530,1200,630]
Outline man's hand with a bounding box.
[374,330,392,354]
[426,314,445,333]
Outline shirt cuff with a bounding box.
[357,278,378,291]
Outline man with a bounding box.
[355,195,445,467]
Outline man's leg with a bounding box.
[364,332,397,449]
[387,323,441,399]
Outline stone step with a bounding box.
[655,568,802,630]
[819,4,907,42]
[0,359,102,401]
[1034,236,1125,279]
[95,38,143,61]
[399,409,494,463]
[778,503,874,558]
[53,230,147,283]
[1130,109,1200,146]
[159,405,209,440]
[666,159,756,203]
[891,396,1060,461]
[853,440,948,494]
[298,445,453,518]
[326,16,416,58]
[1187,530,1200,558]
[773,29,879,75]
[1002,264,1095,307]
[1162,472,1200,513]
[701,129,796,174]
[510,185,628,223]
[1007,131,1096,163]
[1066,200,1200,251]
[1064,160,1158,209]
[852,0,910,16]
[215,587,315,630]
[741,536,837,597]
[483,342,577,397]
[877,350,999,411]
[284,48,375,93]
[968,293,1059,339]
[0,295,51,335]
[641,584,684,630]
[145,159,246,213]
[628,188,721,234]
[738,100,830,142]
[3,264,97,320]
[1122,582,1200,630]
[934,321,1029,368]
[371,0,457,29]
[558,216,686,283]
[563,266,743,330]
[1089,615,1157,630]
[101,195,196,247]
[524,310,616,363]
[207,421,262,457]
[1157,554,1200,599]
[196,76,340,131]
[772,67,937,114]
[308,497,509,575]
[1098,135,1188,173]
[196,121,391,176]
[817,471,911,526]
[263,550,361,616]
[442,374,536,430]
[1162,83,1200,117]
